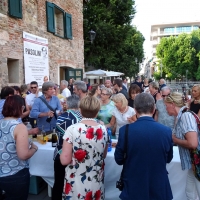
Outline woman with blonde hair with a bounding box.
[106,93,136,139]
[164,92,200,199]
[60,96,108,200]
[190,84,200,118]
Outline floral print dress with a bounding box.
[62,122,108,200]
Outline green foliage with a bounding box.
[156,30,200,80]
[83,0,144,78]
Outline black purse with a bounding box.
[116,124,129,191]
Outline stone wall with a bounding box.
[0,0,84,88]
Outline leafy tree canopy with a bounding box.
[83,0,145,78]
[156,30,200,80]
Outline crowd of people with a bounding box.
[0,76,200,200]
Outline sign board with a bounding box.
[23,32,49,88]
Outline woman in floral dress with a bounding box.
[60,96,108,200]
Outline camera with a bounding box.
[116,179,124,191]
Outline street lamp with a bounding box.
[186,69,188,86]
[88,30,96,44]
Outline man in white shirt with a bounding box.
[26,81,42,127]
[60,80,71,98]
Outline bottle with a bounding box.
[32,120,37,138]
[52,128,58,147]
[107,128,112,152]
[26,122,32,131]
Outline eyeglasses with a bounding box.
[31,86,37,89]
[101,93,109,96]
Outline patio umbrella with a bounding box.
[84,69,107,76]
[105,71,124,77]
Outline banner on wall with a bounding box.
[23,31,49,88]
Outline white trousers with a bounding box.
[186,168,200,200]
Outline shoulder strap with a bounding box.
[120,124,129,178]
[124,124,129,160]
[38,97,57,120]
[182,108,200,130]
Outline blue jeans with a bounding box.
[0,168,30,200]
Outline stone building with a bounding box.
[0,0,84,89]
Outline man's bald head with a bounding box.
[105,80,112,88]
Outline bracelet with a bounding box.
[31,147,38,152]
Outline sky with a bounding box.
[132,0,200,58]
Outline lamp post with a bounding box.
[160,62,163,78]
[88,30,96,44]
[186,69,188,86]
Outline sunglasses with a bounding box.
[31,86,37,89]
[162,94,170,98]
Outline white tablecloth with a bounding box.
[29,143,188,200]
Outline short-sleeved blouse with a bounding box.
[175,106,200,170]
[97,100,115,124]
[62,122,108,200]
[112,106,135,136]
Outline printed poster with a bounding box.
[23,32,49,88]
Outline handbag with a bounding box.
[116,124,129,191]
[39,97,57,120]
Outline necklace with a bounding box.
[81,118,96,122]
[119,106,127,115]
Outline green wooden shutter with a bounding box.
[8,0,22,19]
[46,1,55,33]
[65,13,72,40]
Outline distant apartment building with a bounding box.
[146,21,200,77]
[0,0,84,88]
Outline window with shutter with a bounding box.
[46,1,55,33]
[65,13,72,40]
[8,0,22,19]
[54,5,64,38]
[46,1,73,40]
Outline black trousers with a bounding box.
[0,168,30,200]
[52,159,66,200]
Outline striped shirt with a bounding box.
[174,106,200,170]
[53,110,82,160]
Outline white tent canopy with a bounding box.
[84,69,124,78]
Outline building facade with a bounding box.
[151,21,200,57]
[0,0,84,88]
[147,21,200,77]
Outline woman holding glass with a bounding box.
[0,95,38,200]
[60,96,108,200]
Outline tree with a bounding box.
[83,0,145,78]
[156,30,200,80]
